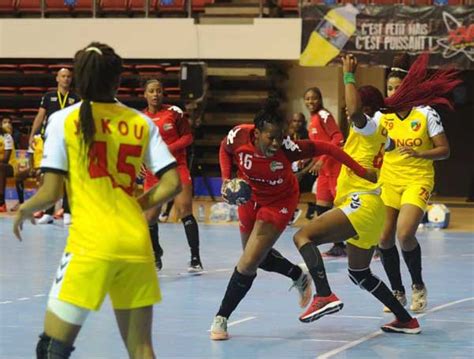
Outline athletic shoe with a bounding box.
[0,204,7,213]
[322,244,347,258]
[54,208,64,219]
[299,293,343,323]
[410,284,427,313]
[188,257,203,273]
[63,213,72,226]
[37,214,54,224]
[289,264,312,308]
[158,212,169,223]
[33,211,44,219]
[381,318,421,334]
[210,316,229,340]
[383,290,407,313]
[289,208,302,225]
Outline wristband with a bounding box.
[343,72,356,85]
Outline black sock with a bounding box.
[62,190,70,214]
[402,243,424,287]
[259,248,302,281]
[148,223,163,258]
[164,200,173,216]
[181,214,200,258]
[299,242,331,296]
[15,181,24,203]
[371,280,412,322]
[379,246,405,293]
[45,206,54,216]
[217,268,256,318]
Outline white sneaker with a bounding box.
[63,213,72,226]
[383,290,407,313]
[37,214,54,224]
[289,264,312,308]
[210,316,229,340]
[410,284,427,313]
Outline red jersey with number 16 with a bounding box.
[219,124,366,207]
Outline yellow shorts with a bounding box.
[49,252,161,311]
[32,136,43,169]
[338,194,385,250]
[381,182,433,211]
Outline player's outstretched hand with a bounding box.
[221,179,232,203]
[13,207,35,242]
[342,53,358,74]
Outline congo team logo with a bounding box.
[437,12,473,61]
[411,120,421,132]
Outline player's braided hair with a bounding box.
[303,87,324,110]
[253,97,284,131]
[74,42,122,150]
[384,53,462,113]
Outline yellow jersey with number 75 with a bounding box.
[41,101,176,262]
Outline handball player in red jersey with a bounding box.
[209,99,376,340]
[143,79,202,272]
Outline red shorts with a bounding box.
[144,163,192,191]
[316,175,338,203]
[238,196,298,234]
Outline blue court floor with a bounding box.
[1,217,473,358]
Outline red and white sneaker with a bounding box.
[299,293,343,323]
[381,318,421,334]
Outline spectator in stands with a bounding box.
[304,87,346,257]
[1,117,31,211]
[28,68,80,225]
[288,112,316,223]
[142,79,203,272]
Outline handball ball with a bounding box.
[224,178,251,205]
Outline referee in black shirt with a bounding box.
[29,68,79,225]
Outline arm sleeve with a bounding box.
[219,137,233,181]
[143,117,177,177]
[287,139,366,178]
[168,112,193,153]
[352,115,377,136]
[40,112,68,174]
[426,107,445,138]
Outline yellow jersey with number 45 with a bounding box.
[41,101,176,262]
[335,113,387,205]
[380,106,444,187]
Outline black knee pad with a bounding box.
[315,205,331,216]
[258,249,283,271]
[36,333,75,359]
[348,268,382,293]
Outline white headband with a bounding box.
[390,67,408,73]
[85,47,103,55]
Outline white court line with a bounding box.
[17,297,29,301]
[34,294,46,297]
[207,316,256,332]
[316,297,474,359]
[427,318,474,324]
[0,301,13,304]
[331,315,382,320]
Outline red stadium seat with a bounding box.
[135,64,164,76]
[0,0,17,14]
[164,66,180,74]
[191,0,214,12]
[19,87,47,96]
[164,87,180,98]
[0,87,18,96]
[117,87,134,97]
[99,0,128,15]
[0,108,17,116]
[128,0,147,15]
[18,108,38,118]
[121,64,135,75]
[0,64,19,73]
[135,87,145,97]
[279,0,299,12]
[48,64,73,73]
[17,0,42,14]
[18,64,48,74]
[46,0,93,15]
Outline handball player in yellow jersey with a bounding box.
[293,54,421,334]
[13,42,181,359]
[378,53,459,314]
